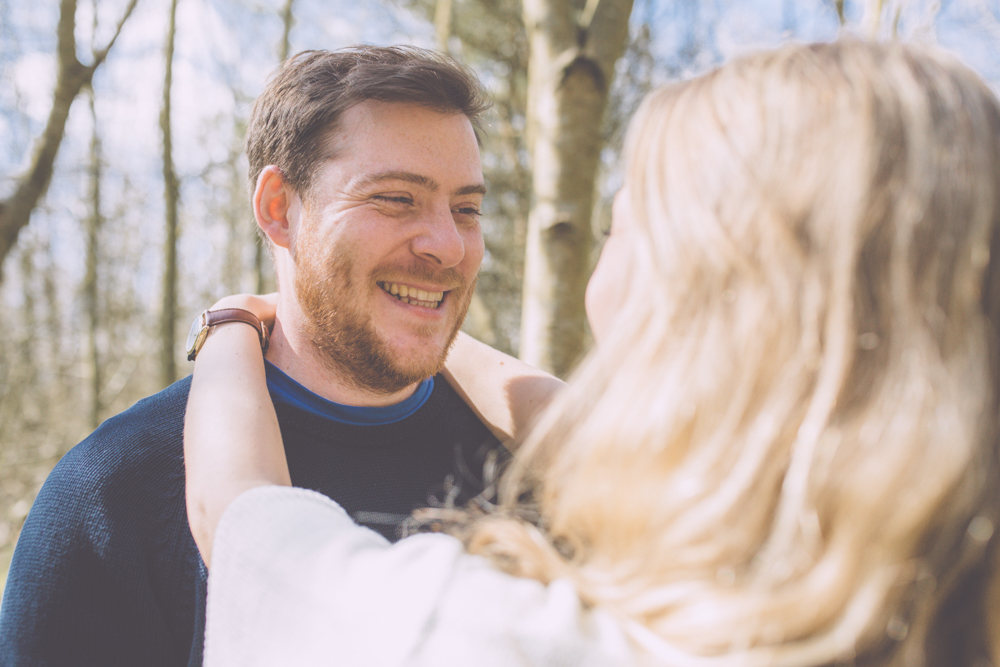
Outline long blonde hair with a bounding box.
[462,41,1000,665]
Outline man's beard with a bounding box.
[294,240,474,395]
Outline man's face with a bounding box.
[292,101,485,394]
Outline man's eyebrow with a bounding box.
[356,171,486,196]
[456,183,487,196]
[357,171,438,191]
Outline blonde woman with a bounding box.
[185,40,1000,666]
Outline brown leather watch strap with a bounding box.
[192,308,269,360]
[204,308,264,331]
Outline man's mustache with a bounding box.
[371,263,468,292]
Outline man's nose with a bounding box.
[411,205,466,269]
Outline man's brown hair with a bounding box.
[245,45,491,199]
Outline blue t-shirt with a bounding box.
[264,361,433,425]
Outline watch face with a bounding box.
[186,311,206,356]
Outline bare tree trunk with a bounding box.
[253,0,295,294]
[84,88,103,428]
[862,0,885,36]
[159,0,180,388]
[16,248,39,427]
[435,0,453,52]
[279,0,295,61]
[0,0,137,283]
[519,0,632,376]
[41,236,64,420]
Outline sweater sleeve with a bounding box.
[0,381,200,667]
[204,487,634,667]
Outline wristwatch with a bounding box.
[185,308,270,361]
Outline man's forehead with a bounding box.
[319,101,478,155]
[342,99,474,131]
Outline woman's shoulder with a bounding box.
[413,558,636,666]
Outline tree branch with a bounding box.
[0,0,139,283]
[91,0,139,70]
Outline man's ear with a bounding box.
[253,166,297,249]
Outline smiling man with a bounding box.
[263,100,486,404]
[0,47,503,666]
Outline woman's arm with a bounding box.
[442,333,566,448]
[184,294,286,567]
[184,293,564,565]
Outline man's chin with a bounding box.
[347,357,444,396]
[383,347,450,383]
[333,334,453,395]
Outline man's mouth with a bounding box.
[377,281,445,309]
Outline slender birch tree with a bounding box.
[84,88,103,428]
[159,0,180,388]
[519,0,633,376]
[435,0,453,51]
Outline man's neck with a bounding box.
[264,318,423,408]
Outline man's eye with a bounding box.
[454,206,482,217]
[372,195,414,206]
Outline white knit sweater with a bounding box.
[205,485,636,666]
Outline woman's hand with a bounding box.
[184,292,289,568]
[442,333,565,448]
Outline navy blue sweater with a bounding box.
[0,374,499,666]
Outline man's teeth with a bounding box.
[379,282,444,308]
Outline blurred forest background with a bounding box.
[2,0,1000,592]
